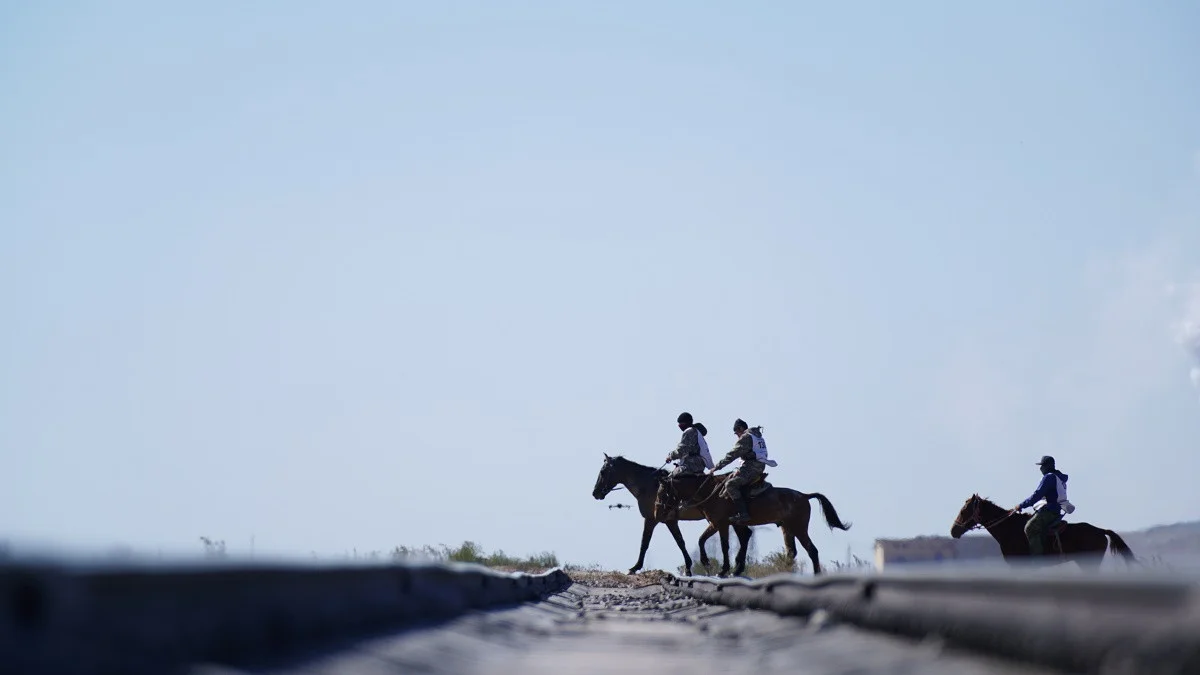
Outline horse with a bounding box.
[592,453,750,577]
[654,471,852,577]
[949,494,1137,569]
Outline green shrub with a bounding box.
[389,540,559,572]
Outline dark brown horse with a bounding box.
[654,472,852,576]
[592,454,751,577]
[949,494,1137,569]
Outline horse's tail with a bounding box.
[804,492,852,531]
[1102,529,1137,563]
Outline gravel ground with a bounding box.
[185,574,1073,675]
[562,569,672,588]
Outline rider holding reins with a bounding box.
[710,419,777,523]
[1015,455,1076,556]
[665,411,710,477]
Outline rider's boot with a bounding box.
[730,488,750,523]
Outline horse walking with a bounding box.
[655,472,852,576]
[592,454,749,576]
[949,494,1136,569]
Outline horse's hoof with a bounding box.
[627,568,640,575]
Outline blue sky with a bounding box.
[3,2,1199,570]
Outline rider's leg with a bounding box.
[732,487,750,522]
[724,474,750,522]
[1024,509,1055,556]
[662,470,698,516]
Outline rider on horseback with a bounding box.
[711,419,777,523]
[665,412,709,479]
[1016,455,1076,556]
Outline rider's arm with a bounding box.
[668,427,699,461]
[1018,474,1053,510]
[714,434,753,471]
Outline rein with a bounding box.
[657,471,724,514]
[956,500,1019,532]
[680,473,724,510]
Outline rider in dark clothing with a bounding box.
[712,418,765,523]
[666,412,708,477]
[1017,455,1073,556]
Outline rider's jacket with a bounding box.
[715,433,765,474]
[667,426,708,474]
[1019,470,1075,515]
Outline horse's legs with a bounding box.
[732,525,753,577]
[697,522,719,569]
[781,526,799,570]
[795,528,821,575]
[717,525,732,577]
[664,520,693,577]
[628,518,657,575]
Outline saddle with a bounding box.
[729,473,773,500]
[746,479,772,499]
[1038,518,1070,557]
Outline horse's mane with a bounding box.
[609,454,655,470]
[970,494,1021,518]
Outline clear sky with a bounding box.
[3,2,1199,570]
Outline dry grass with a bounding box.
[691,549,874,578]
[197,536,872,583]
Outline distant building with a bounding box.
[873,535,1002,570]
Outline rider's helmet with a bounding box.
[677,412,693,426]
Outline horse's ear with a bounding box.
[603,452,610,459]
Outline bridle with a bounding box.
[594,459,627,498]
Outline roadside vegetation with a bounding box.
[198,534,870,578]
[682,534,873,578]
[703,549,874,577]
[199,536,559,572]
[390,541,560,573]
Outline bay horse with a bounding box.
[592,454,750,577]
[654,472,852,577]
[949,494,1137,569]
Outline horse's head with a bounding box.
[950,494,983,538]
[592,453,619,500]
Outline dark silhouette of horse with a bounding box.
[592,454,750,576]
[949,494,1137,569]
[654,471,852,576]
